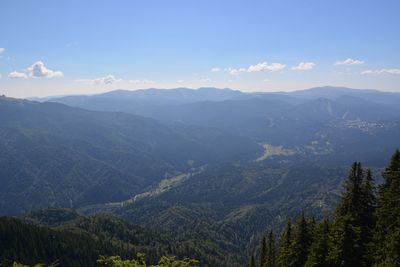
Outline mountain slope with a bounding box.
[108,161,348,265]
[2,208,241,267]
[0,96,260,215]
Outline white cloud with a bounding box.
[248,62,286,72]
[91,75,120,85]
[292,62,315,71]
[335,58,364,65]
[3,61,63,80]
[27,61,63,78]
[76,76,155,85]
[211,67,221,72]
[75,75,121,85]
[129,79,155,84]
[264,78,272,82]
[229,67,247,75]
[177,80,185,83]
[0,48,5,54]
[223,61,286,75]
[200,78,211,82]
[8,71,28,79]
[361,68,400,75]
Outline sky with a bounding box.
[1,0,400,98]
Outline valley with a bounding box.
[1,87,399,266]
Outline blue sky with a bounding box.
[1,0,400,97]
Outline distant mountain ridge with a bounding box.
[41,87,248,114]
[284,86,400,109]
[40,86,400,109]
[0,95,259,215]
[34,86,400,164]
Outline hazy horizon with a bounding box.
[4,85,400,100]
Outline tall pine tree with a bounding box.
[289,210,311,267]
[374,149,400,266]
[304,220,331,267]
[266,230,276,267]
[328,162,374,267]
[361,169,376,265]
[277,219,292,267]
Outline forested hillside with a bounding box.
[0,96,259,215]
[249,150,400,267]
[2,150,399,267]
[1,209,226,266]
[1,88,400,266]
[111,161,347,261]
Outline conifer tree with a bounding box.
[304,220,330,267]
[361,169,376,227]
[277,219,292,267]
[327,213,361,267]
[308,217,317,247]
[361,169,376,265]
[290,211,311,267]
[374,149,400,266]
[328,162,373,267]
[335,162,364,221]
[266,230,276,267]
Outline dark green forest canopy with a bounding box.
[1,211,236,267]
[2,150,399,267]
[250,150,400,267]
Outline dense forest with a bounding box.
[1,89,400,266]
[0,211,225,267]
[250,150,400,267]
[1,150,399,266]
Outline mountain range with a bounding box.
[2,86,400,266]
[44,86,400,164]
